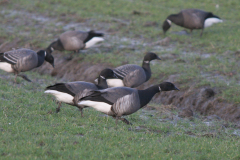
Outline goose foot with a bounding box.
[113,117,132,125]
[18,74,32,82]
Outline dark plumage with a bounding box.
[78,82,179,125]
[96,52,161,88]
[0,48,54,82]
[44,68,116,116]
[162,9,223,36]
[46,30,104,55]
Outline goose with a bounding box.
[46,30,104,55]
[95,52,161,88]
[44,68,117,116]
[162,9,223,36]
[78,82,179,125]
[0,48,54,83]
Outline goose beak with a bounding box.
[174,86,180,91]
[157,56,161,60]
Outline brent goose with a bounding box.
[162,9,223,36]
[46,30,104,55]
[78,82,179,125]
[0,48,54,82]
[96,52,161,88]
[44,68,116,116]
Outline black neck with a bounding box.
[168,13,184,26]
[46,39,64,53]
[142,61,151,81]
[138,85,160,108]
[96,76,108,89]
[37,52,45,67]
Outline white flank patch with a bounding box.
[85,37,104,48]
[167,19,172,25]
[78,100,111,114]
[106,79,124,88]
[0,62,14,73]
[204,18,223,28]
[44,90,74,104]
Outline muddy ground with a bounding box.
[31,53,240,124]
[0,8,239,125]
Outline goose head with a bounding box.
[44,51,54,68]
[159,82,179,91]
[144,52,161,62]
[99,68,117,79]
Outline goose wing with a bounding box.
[182,9,209,29]
[123,69,146,88]
[1,49,35,65]
[79,87,135,105]
[59,31,88,50]
[113,64,144,79]
[111,90,140,116]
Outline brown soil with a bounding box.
[32,52,240,124]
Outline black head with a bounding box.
[159,82,179,91]
[162,19,171,34]
[144,52,161,61]
[44,51,54,68]
[99,68,117,79]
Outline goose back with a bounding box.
[3,49,39,72]
[113,64,146,88]
[181,9,209,29]
[59,31,88,51]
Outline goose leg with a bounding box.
[200,29,204,37]
[18,74,32,82]
[14,73,18,83]
[119,118,132,125]
[56,102,61,113]
[79,108,83,117]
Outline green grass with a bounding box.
[9,0,238,102]
[0,71,240,159]
[1,0,240,159]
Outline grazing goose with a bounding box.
[78,82,179,125]
[162,9,223,36]
[0,48,54,82]
[44,68,116,116]
[46,30,104,55]
[96,52,161,88]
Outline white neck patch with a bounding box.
[204,18,223,28]
[44,51,47,57]
[100,75,105,79]
[159,86,162,92]
[51,47,54,51]
[167,19,172,25]
[144,61,149,63]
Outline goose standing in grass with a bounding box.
[0,48,54,83]
[95,52,161,88]
[78,82,179,125]
[46,30,104,57]
[44,68,116,116]
[162,9,223,36]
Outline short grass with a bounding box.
[1,0,240,103]
[1,0,240,159]
[0,71,240,159]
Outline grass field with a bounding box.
[1,0,240,159]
